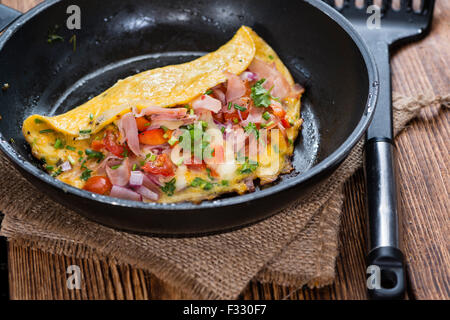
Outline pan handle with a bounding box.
[0,4,21,32]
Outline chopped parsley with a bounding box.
[233,118,239,124]
[234,104,247,112]
[221,180,229,186]
[45,165,54,171]
[121,149,128,158]
[250,79,278,108]
[132,164,137,171]
[66,145,76,151]
[268,55,274,60]
[34,118,45,124]
[262,111,271,121]
[161,178,176,196]
[89,113,94,120]
[244,122,259,139]
[288,138,294,145]
[205,89,213,95]
[79,129,92,135]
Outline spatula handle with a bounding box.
[364,42,406,299]
[365,137,405,299]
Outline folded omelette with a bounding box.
[22,26,304,203]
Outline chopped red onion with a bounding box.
[129,170,144,186]
[240,71,258,81]
[134,185,159,201]
[244,178,255,192]
[60,161,72,172]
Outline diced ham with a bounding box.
[106,158,130,187]
[119,112,141,156]
[248,58,291,99]
[225,71,247,103]
[192,94,222,113]
[134,106,188,118]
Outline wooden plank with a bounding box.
[3,0,449,300]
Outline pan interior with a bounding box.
[0,0,369,203]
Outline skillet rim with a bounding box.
[0,0,378,211]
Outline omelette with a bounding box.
[22,26,304,203]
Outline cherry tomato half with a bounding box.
[103,130,127,157]
[135,117,151,132]
[139,129,169,146]
[142,153,175,176]
[83,176,112,195]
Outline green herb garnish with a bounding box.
[146,153,157,161]
[79,129,92,135]
[85,149,105,161]
[262,112,271,121]
[111,165,121,170]
[80,169,92,181]
[244,122,259,139]
[168,136,179,146]
[132,164,137,171]
[239,160,259,174]
[54,138,63,149]
[66,145,76,151]
[234,104,247,112]
[51,168,62,177]
[228,102,233,110]
[205,89,213,95]
[250,79,278,108]
[34,118,45,124]
[221,180,229,186]
[161,178,176,196]
[39,129,54,134]
[191,177,214,191]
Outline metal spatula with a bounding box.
[322,0,435,299]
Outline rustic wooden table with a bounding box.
[2,0,448,300]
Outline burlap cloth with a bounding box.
[1,94,448,299]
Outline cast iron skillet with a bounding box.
[0,0,377,236]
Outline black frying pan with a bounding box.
[0,0,377,236]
